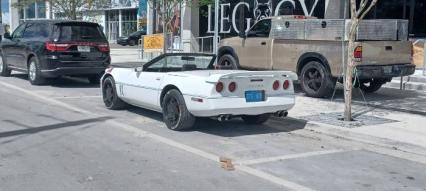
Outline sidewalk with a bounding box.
[289,86,426,155]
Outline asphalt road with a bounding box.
[1,73,426,191]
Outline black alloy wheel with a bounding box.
[300,61,335,98]
[102,76,127,110]
[162,89,196,131]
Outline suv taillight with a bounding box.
[354,46,362,61]
[46,42,70,52]
[98,43,110,52]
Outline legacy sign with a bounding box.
[204,0,330,34]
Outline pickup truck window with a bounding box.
[247,19,271,38]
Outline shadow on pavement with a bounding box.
[295,82,426,116]
[0,116,111,139]
[193,117,307,137]
[11,73,99,88]
[125,106,307,137]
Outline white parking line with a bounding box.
[54,96,101,99]
[237,165,315,191]
[0,80,316,191]
[237,149,348,166]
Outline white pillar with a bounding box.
[119,9,123,37]
[10,0,20,31]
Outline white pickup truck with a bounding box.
[218,16,415,98]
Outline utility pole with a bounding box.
[162,0,167,53]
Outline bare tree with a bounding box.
[344,0,378,121]
[13,0,111,20]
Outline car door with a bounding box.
[121,59,167,111]
[239,19,272,70]
[2,24,27,69]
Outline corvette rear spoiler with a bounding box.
[206,71,298,83]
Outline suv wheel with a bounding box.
[359,79,383,93]
[28,57,45,85]
[300,61,335,98]
[0,53,11,77]
[218,54,238,69]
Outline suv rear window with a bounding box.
[53,23,106,42]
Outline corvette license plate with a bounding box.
[77,46,91,52]
[245,90,265,102]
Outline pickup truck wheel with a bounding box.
[0,53,11,77]
[218,54,238,69]
[102,76,127,110]
[162,89,196,131]
[28,57,46,85]
[359,79,383,93]
[300,61,335,98]
[241,114,270,125]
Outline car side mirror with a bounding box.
[3,32,11,39]
[135,66,143,72]
[238,31,246,39]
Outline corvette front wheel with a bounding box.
[162,89,195,131]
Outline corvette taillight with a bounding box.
[216,82,224,93]
[283,80,290,90]
[228,82,237,92]
[272,80,280,90]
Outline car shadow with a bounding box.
[193,117,307,137]
[124,106,307,137]
[11,73,99,88]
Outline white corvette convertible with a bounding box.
[101,53,296,130]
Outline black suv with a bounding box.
[0,20,110,85]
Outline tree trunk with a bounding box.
[162,0,167,53]
[344,18,359,121]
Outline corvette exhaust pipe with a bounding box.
[218,115,232,121]
[274,111,288,118]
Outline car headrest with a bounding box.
[182,64,197,71]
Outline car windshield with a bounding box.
[145,55,215,72]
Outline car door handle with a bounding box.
[261,42,266,45]
[156,77,161,81]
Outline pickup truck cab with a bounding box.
[218,16,415,98]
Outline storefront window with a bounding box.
[412,0,426,37]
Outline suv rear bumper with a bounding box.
[356,64,416,79]
[40,67,106,78]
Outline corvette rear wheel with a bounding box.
[242,114,270,125]
[102,76,127,110]
[162,89,195,131]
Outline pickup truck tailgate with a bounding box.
[361,41,412,65]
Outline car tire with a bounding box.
[162,89,196,131]
[102,76,127,110]
[218,54,238,69]
[241,114,270,125]
[359,79,383,93]
[88,75,101,84]
[28,57,46,85]
[300,61,335,98]
[129,40,136,46]
[0,53,11,77]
